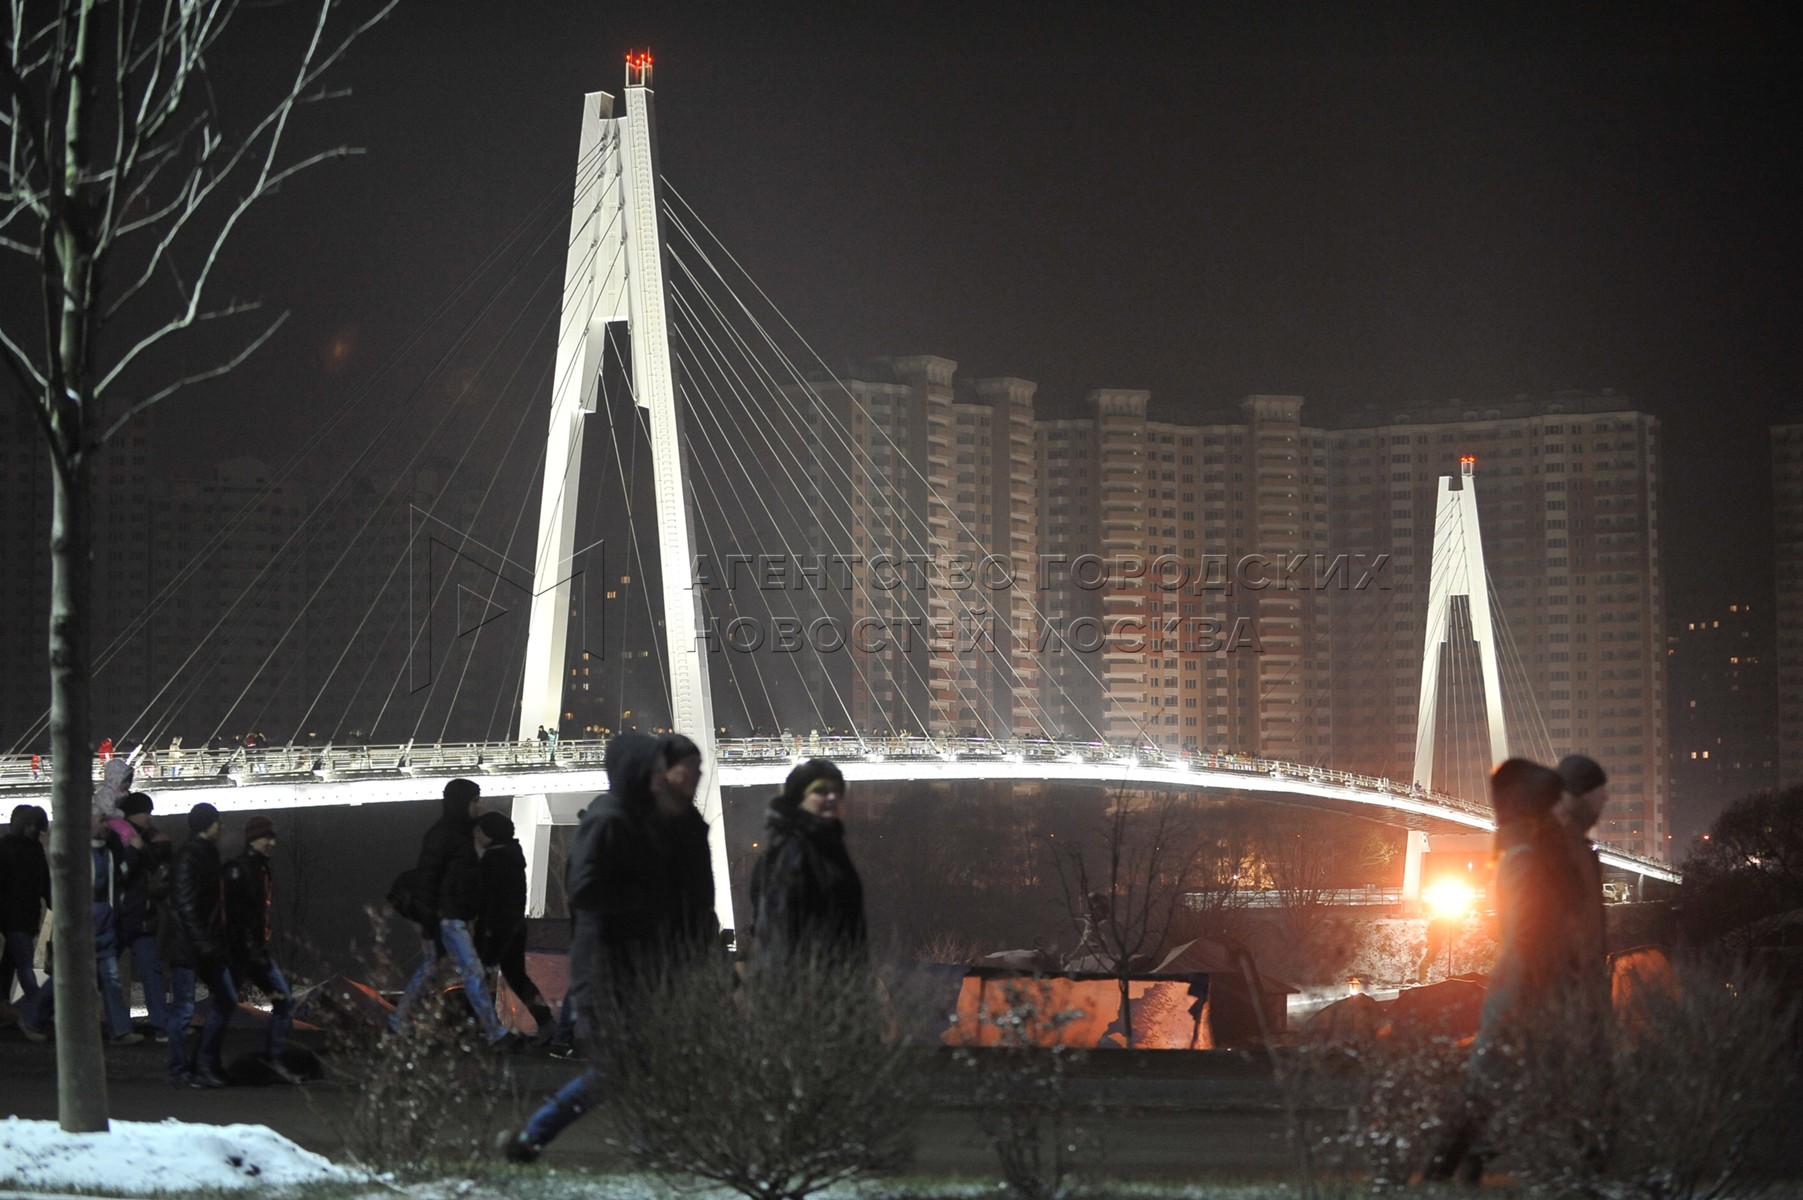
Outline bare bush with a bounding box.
[1485,958,1799,1200]
[309,908,527,1176]
[1278,1028,1467,1197]
[950,977,1099,1200]
[601,949,919,1200]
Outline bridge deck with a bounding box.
[0,736,1678,882]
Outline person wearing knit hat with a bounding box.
[747,757,864,969]
[473,810,555,1044]
[391,777,511,1046]
[222,815,298,1083]
[1555,755,1609,836]
[165,801,233,1087]
[116,792,175,1041]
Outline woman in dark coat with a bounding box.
[747,758,866,967]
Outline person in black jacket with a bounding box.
[117,792,173,1040]
[391,778,509,1044]
[502,732,716,1161]
[164,803,235,1088]
[656,734,721,950]
[0,804,51,1039]
[222,815,300,1083]
[748,758,867,968]
[473,811,556,1043]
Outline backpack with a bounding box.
[386,866,437,925]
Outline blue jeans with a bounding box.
[551,991,577,1046]
[168,961,236,1076]
[96,953,134,1038]
[392,920,508,1043]
[523,1067,604,1147]
[2,930,43,1015]
[234,960,294,1063]
[126,934,168,1031]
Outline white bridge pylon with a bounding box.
[1402,456,1509,904]
[513,54,729,922]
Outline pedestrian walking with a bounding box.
[164,803,235,1088]
[390,779,511,1045]
[116,792,173,1040]
[1554,754,1610,995]
[90,814,143,1044]
[747,757,866,968]
[222,816,301,1083]
[0,805,51,1040]
[473,811,556,1042]
[499,732,716,1162]
[1424,757,1584,1182]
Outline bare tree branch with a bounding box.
[98,305,284,444]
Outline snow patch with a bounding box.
[0,1117,367,1194]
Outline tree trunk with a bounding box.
[1117,972,1134,1050]
[48,450,109,1132]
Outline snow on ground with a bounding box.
[0,1117,367,1194]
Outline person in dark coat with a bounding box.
[1555,754,1610,1001]
[656,734,721,949]
[164,803,235,1087]
[222,815,300,1082]
[1425,757,1584,1182]
[391,778,509,1044]
[90,813,141,1043]
[474,811,556,1042]
[116,792,173,1039]
[747,758,867,968]
[503,732,716,1161]
[0,804,51,1039]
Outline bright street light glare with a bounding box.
[1423,877,1475,922]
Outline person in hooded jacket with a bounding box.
[90,812,142,1044]
[165,803,234,1087]
[1424,757,1586,1182]
[222,816,301,1082]
[0,804,51,1039]
[390,778,510,1044]
[501,732,716,1161]
[474,811,556,1043]
[747,758,866,969]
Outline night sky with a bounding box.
[161,1,1802,623]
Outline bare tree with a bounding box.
[1056,790,1202,1049]
[1,0,393,1130]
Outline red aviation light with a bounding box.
[1460,454,1476,476]
[625,49,654,86]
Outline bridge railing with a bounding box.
[0,734,1489,818]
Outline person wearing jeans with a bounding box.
[118,793,174,1037]
[391,779,509,1045]
[165,804,234,1087]
[223,815,300,1080]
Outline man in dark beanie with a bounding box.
[1555,755,1610,995]
[392,778,509,1044]
[223,815,299,1082]
[748,757,866,969]
[164,803,234,1087]
[0,804,51,1039]
[116,792,173,1039]
[474,811,556,1043]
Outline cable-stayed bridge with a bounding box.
[6,55,1679,921]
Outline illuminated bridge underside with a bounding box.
[0,739,1679,883]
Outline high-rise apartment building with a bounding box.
[1,410,155,749]
[1668,602,1776,845]
[1772,422,1803,789]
